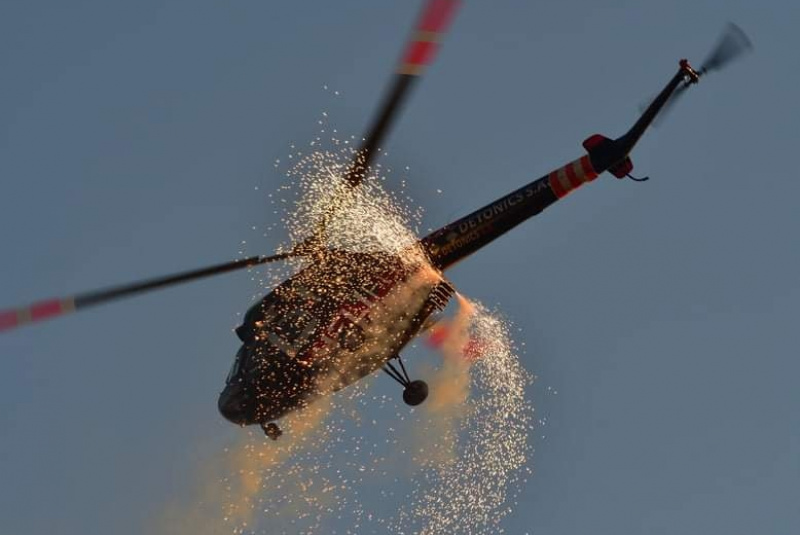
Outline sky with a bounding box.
[1,0,799,533]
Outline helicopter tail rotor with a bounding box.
[699,22,753,75]
[644,23,753,125]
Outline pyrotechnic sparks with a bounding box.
[162,122,534,534]
[398,301,533,535]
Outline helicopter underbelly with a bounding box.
[310,265,443,392]
[246,255,453,423]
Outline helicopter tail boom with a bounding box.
[421,153,600,269]
[547,155,599,198]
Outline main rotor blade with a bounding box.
[344,0,461,187]
[302,0,461,250]
[0,252,294,333]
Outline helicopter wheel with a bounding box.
[402,380,429,406]
[383,356,429,406]
[261,422,282,440]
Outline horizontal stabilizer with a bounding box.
[583,134,632,179]
[582,134,610,151]
[609,157,633,179]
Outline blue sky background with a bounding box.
[1,0,799,533]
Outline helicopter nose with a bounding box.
[217,383,249,425]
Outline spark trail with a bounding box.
[161,122,534,534]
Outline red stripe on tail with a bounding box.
[565,162,581,188]
[549,171,567,198]
[580,155,597,181]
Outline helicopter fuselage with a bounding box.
[218,250,454,426]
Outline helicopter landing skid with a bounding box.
[260,421,282,440]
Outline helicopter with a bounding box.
[0,0,751,440]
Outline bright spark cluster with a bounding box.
[393,302,534,535]
[163,115,535,534]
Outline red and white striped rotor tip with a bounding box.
[398,0,461,76]
[0,298,76,332]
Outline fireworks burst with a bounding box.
[160,121,534,534]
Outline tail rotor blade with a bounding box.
[639,82,690,127]
[656,83,689,125]
[700,22,753,74]
[638,23,752,128]
[0,252,293,333]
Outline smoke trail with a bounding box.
[410,295,475,468]
[155,397,333,535]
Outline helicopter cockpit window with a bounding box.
[226,346,247,383]
[256,283,331,357]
